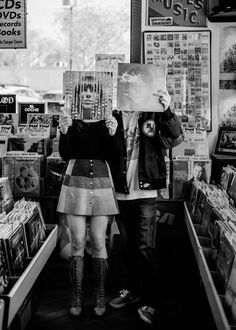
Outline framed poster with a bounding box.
[144,30,211,131]
[215,127,236,156]
[146,0,207,27]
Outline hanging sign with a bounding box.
[147,0,207,27]
[0,0,27,49]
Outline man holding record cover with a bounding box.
[108,63,184,326]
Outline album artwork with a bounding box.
[13,156,41,197]
[18,103,45,123]
[95,54,126,109]
[2,225,28,276]
[0,177,14,214]
[46,101,65,115]
[172,159,190,199]
[0,113,18,134]
[46,156,68,196]
[27,113,60,139]
[117,63,166,112]
[63,71,113,120]
[0,239,10,294]
[23,207,46,257]
[8,137,49,156]
[3,154,43,198]
[216,234,236,293]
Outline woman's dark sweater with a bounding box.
[59,120,112,162]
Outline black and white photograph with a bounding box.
[0,1,235,330]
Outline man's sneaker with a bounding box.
[138,306,159,326]
[109,289,141,308]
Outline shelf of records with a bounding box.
[0,195,58,329]
[0,111,67,199]
[184,178,236,330]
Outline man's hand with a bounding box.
[60,115,72,135]
[105,116,118,136]
[153,90,171,111]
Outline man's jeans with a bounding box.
[116,198,159,305]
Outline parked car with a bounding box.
[42,90,63,102]
[0,84,42,103]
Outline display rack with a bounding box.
[0,299,5,330]
[1,224,58,329]
[184,202,236,330]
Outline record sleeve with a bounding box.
[117,63,166,112]
[8,136,49,156]
[23,206,45,257]
[0,239,10,294]
[172,159,190,199]
[2,224,28,276]
[13,156,42,197]
[46,156,68,196]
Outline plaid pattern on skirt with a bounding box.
[57,159,119,216]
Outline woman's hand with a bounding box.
[60,115,72,135]
[105,116,118,136]
[153,89,171,111]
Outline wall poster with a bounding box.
[219,26,236,128]
[0,0,26,49]
[144,30,211,131]
[146,0,207,27]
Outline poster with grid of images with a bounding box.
[63,71,113,120]
[143,30,211,131]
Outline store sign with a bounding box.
[147,0,207,27]
[0,94,16,113]
[0,0,27,49]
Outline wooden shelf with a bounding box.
[1,224,58,329]
[183,202,235,330]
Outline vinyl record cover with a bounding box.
[23,208,43,257]
[2,155,15,195]
[13,156,41,197]
[3,225,28,276]
[0,239,10,294]
[18,103,45,123]
[8,137,49,156]
[0,136,8,157]
[117,63,166,112]
[63,71,113,120]
[46,101,65,115]
[0,177,14,214]
[27,113,60,139]
[95,54,126,109]
[0,113,18,134]
[46,156,68,196]
[172,159,190,199]
[225,255,236,323]
[216,234,236,293]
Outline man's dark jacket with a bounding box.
[108,109,183,194]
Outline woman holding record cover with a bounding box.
[57,73,118,318]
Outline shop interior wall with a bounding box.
[140,0,236,155]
